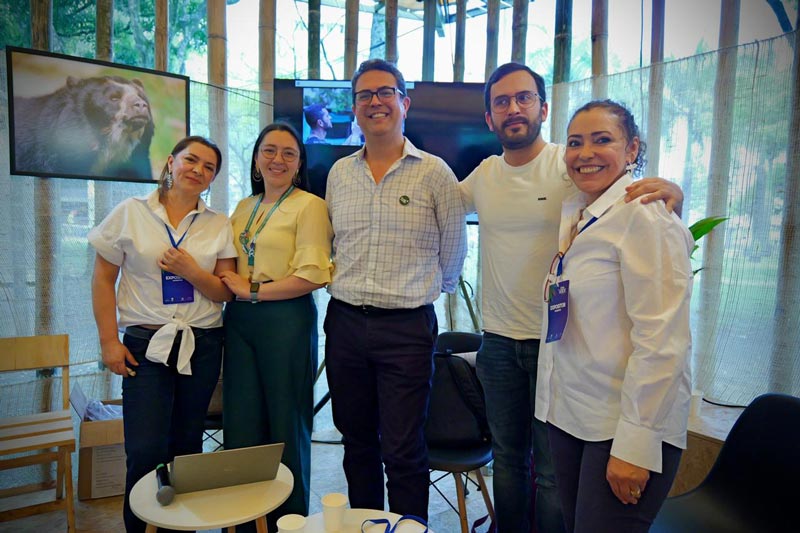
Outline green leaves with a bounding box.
[688,216,728,258]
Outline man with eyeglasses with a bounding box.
[459,62,683,533]
[324,58,466,520]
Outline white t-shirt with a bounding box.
[88,190,236,373]
[459,143,573,340]
[535,174,694,473]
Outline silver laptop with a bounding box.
[170,442,285,493]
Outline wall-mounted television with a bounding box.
[6,46,190,183]
[274,78,502,199]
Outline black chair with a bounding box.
[427,331,495,533]
[651,393,800,533]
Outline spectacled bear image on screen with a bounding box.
[12,75,155,180]
[6,46,190,183]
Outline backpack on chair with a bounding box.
[425,351,491,448]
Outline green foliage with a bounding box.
[688,216,727,274]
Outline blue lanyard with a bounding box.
[555,215,597,277]
[239,186,295,269]
[361,515,428,532]
[164,213,198,249]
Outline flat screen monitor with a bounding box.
[273,78,502,198]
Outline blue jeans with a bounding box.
[476,332,565,533]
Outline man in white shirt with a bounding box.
[459,62,682,533]
[325,58,467,520]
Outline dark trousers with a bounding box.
[324,298,437,520]
[223,296,318,532]
[122,327,223,533]
[547,423,683,533]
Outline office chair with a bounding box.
[427,331,495,533]
[651,393,800,533]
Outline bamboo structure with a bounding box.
[697,0,740,370]
[422,0,436,81]
[772,11,800,391]
[485,0,499,80]
[259,0,276,127]
[511,0,528,64]
[646,0,665,173]
[453,0,466,82]
[385,0,398,63]
[207,0,229,213]
[591,0,608,99]
[344,0,358,78]
[550,0,572,144]
[308,0,321,79]
[155,0,167,71]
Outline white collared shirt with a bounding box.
[326,138,467,308]
[535,174,694,473]
[88,190,236,373]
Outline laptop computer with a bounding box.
[170,442,285,493]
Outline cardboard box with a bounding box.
[70,384,126,500]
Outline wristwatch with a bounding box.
[250,281,260,304]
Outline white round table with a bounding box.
[130,463,293,532]
[303,508,432,532]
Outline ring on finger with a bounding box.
[630,488,642,498]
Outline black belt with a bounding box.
[124,325,223,340]
[331,298,432,317]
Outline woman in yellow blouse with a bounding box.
[219,122,333,527]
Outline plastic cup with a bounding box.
[276,513,306,532]
[321,492,348,531]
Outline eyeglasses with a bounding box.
[260,146,299,162]
[354,86,404,106]
[491,91,543,113]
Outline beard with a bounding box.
[493,111,543,150]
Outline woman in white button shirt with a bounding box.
[535,100,694,533]
[89,136,236,533]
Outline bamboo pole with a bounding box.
[207,0,228,214]
[344,0,358,78]
[591,0,608,99]
[96,0,113,62]
[453,0,466,82]
[260,0,276,127]
[422,0,436,81]
[485,0,499,80]
[646,0,665,174]
[697,0,740,380]
[308,0,321,79]
[772,12,800,392]
[385,0,398,63]
[511,0,528,64]
[155,0,167,71]
[551,0,572,144]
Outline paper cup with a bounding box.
[321,492,348,531]
[277,513,306,532]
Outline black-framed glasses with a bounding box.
[354,86,404,106]
[260,146,299,162]
[491,91,542,112]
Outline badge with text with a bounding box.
[162,270,194,304]
[545,280,569,343]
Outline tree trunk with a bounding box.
[385,0,398,63]
[344,0,358,78]
[646,0,665,174]
[511,0,528,64]
[422,0,436,81]
[453,0,466,82]
[154,0,167,71]
[484,0,499,80]
[259,0,276,127]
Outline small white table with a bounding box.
[130,463,293,532]
[303,508,432,532]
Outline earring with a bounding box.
[165,171,174,189]
[625,161,636,173]
[253,168,263,182]
[292,172,301,187]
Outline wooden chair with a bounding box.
[0,334,76,532]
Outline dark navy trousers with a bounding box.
[324,298,437,520]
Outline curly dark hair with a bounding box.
[568,99,647,176]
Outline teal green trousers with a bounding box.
[223,295,318,531]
